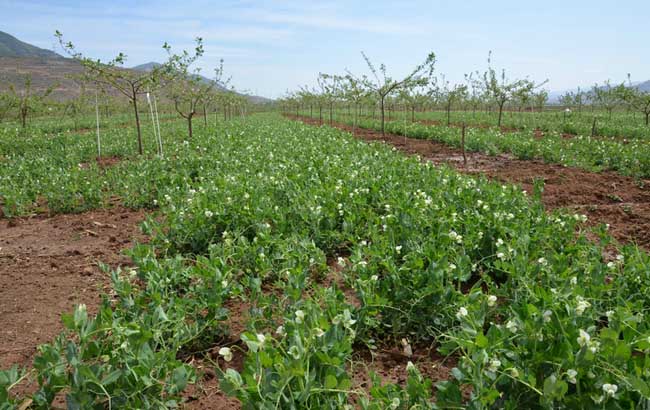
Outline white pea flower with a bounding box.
[577,329,590,347]
[496,252,505,260]
[602,383,618,397]
[487,358,501,372]
[256,333,266,345]
[487,295,497,307]
[605,310,615,319]
[337,257,346,267]
[218,347,233,362]
[395,245,402,254]
[275,325,286,336]
[543,310,553,323]
[406,361,416,372]
[570,276,577,286]
[538,257,548,266]
[449,230,463,244]
[314,328,325,337]
[505,320,518,333]
[566,369,578,384]
[370,275,379,281]
[496,238,504,247]
[589,340,601,354]
[389,397,400,410]
[575,296,591,316]
[456,307,468,319]
[295,310,305,324]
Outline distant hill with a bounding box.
[0,56,87,100]
[131,61,272,104]
[636,80,650,93]
[549,80,650,103]
[0,31,272,103]
[0,31,62,59]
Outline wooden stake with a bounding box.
[591,117,597,138]
[461,122,467,168]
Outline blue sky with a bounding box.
[2,0,648,98]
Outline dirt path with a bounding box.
[287,115,650,249]
[0,207,147,368]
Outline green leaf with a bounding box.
[325,374,338,389]
[475,333,488,348]
[628,376,650,397]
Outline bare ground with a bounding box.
[0,207,147,368]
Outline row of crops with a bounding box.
[374,109,650,141]
[2,114,650,408]
[296,110,650,179]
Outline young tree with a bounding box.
[56,30,171,155]
[163,39,217,139]
[433,75,468,126]
[591,80,625,119]
[622,75,650,126]
[532,90,548,113]
[482,52,547,127]
[398,85,430,123]
[339,74,369,133]
[0,92,17,123]
[9,74,56,128]
[317,74,340,126]
[62,77,93,130]
[464,72,486,117]
[350,51,436,135]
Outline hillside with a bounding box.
[0,32,272,103]
[0,56,86,100]
[131,61,272,103]
[0,31,62,59]
[549,80,650,103]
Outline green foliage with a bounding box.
[2,113,650,409]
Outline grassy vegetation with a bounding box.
[2,112,650,409]
[296,109,650,179]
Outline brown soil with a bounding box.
[78,155,122,169]
[288,115,650,249]
[0,207,147,368]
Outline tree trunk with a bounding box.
[380,97,386,136]
[411,106,415,123]
[188,114,194,139]
[329,102,333,125]
[319,106,323,125]
[446,102,451,126]
[497,101,505,128]
[645,112,649,126]
[203,105,207,126]
[132,93,143,155]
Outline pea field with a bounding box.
[1,106,650,410]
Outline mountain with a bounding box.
[549,80,650,103]
[0,32,272,103]
[0,31,62,59]
[131,61,272,103]
[636,80,650,93]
